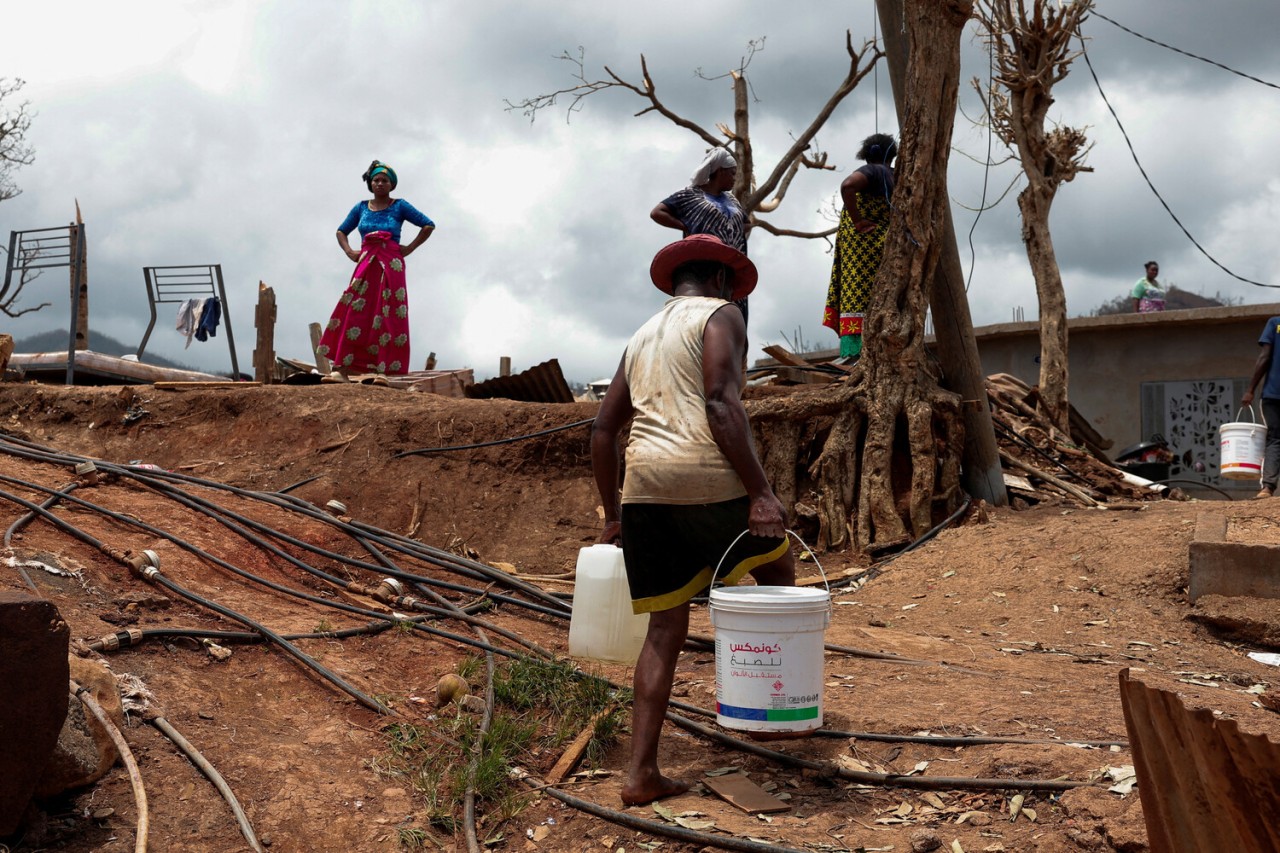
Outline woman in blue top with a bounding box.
[318,160,435,377]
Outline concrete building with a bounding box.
[972,303,1280,494]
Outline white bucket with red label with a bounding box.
[1220,406,1267,480]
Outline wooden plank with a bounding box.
[309,322,331,374]
[702,773,790,814]
[761,344,810,368]
[545,708,612,784]
[253,282,277,384]
[399,368,473,397]
[155,381,261,390]
[72,205,89,351]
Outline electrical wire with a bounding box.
[667,711,1091,793]
[392,417,595,458]
[990,420,1091,483]
[0,481,392,714]
[965,30,996,292]
[73,681,149,853]
[151,716,264,853]
[524,774,809,853]
[1092,11,1280,91]
[0,432,571,616]
[0,470,563,678]
[86,622,398,653]
[857,493,974,580]
[0,435,1120,819]
[1078,36,1279,290]
[1149,478,1236,501]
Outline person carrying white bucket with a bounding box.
[592,234,795,807]
[1241,313,1280,498]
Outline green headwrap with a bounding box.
[364,162,398,190]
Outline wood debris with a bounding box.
[985,373,1160,509]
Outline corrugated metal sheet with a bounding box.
[465,359,574,404]
[1119,668,1280,853]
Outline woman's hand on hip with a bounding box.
[400,244,414,258]
[345,249,361,263]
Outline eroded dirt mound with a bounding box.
[1,385,1279,853]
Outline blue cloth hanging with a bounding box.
[195,297,221,342]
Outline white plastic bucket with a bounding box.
[1219,406,1267,480]
[568,545,650,664]
[709,586,830,734]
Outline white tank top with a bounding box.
[621,296,747,505]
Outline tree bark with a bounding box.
[748,0,971,553]
[1019,182,1070,436]
[876,0,1007,508]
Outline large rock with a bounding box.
[0,593,70,835]
[35,656,124,798]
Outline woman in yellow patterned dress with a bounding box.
[822,134,896,361]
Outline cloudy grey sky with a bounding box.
[3,1,1279,382]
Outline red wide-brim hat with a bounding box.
[649,234,758,302]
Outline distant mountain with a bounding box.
[12,329,197,371]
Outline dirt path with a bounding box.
[1,385,1278,853]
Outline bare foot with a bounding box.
[620,772,690,806]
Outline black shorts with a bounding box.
[620,496,788,614]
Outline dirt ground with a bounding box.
[1,383,1279,853]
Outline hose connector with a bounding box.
[376,577,403,601]
[122,549,162,581]
[98,628,144,651]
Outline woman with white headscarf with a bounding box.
[651,147,752,324]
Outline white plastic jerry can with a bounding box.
[568,544,650,664]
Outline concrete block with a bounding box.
[1189,514,1280,602]
[0,593,70,835]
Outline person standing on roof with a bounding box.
[592,233,794,806]
[1131,261,1166,313]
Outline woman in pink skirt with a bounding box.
[320,160,435,377]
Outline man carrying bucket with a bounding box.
[592,234,795,806]
[1242,314,1280,498]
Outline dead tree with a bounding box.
[747,0,972,553]
[973,0,1094,437]
[507,35,882,240]
[0,77,40,317]
[0,78,34,203]
[0,243,49,318]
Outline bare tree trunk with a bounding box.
[1019,184,1070,436]
[974,0,1094,438]
[875,0,1007,508]
[748,0,970,553]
